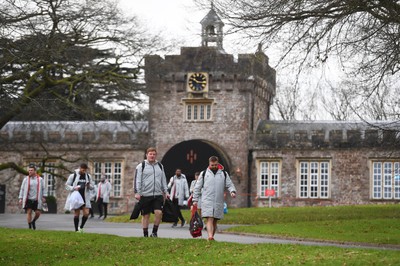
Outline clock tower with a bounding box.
[144,6,276,207]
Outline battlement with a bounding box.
[144,46,276,90]
[255,120,400,149]
[0,121,148,145]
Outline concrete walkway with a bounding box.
[1,213,399,250]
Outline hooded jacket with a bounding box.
[193,168,236,220]
[134,160,168,197]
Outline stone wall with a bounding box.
[0,121,148,214]
[251,120,400,207]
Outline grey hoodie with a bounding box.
[134,160,168,197]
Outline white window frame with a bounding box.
[298,160,330,199]
[258,160,280,198]
[371,160,400,200]
[185,102,212,121]
[44,163,57,197]
[91,161,123,198]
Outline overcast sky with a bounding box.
[116,1,344,120]
[118,1,206,49]
[117,0,261,56]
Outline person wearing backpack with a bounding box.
[192,156,237,241]
[168,168,189,227]
[64,163,95,233]
[134,147,170,237]
[18,164,47,230]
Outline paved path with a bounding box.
[1,213,399,250]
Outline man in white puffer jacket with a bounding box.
[193,156,236,241]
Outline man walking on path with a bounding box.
[97,176,112,220]
[193,156,236,241]
[168,168,189,227]
[18,164,47,230]
[134,147,169,237]
[65,163,95,233]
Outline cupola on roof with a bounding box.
[200,3,224,51]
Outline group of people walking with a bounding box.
[134,147,237,240]
[18,147,237,241]
[18,163,112,233]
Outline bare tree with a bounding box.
[208,0,400,119]
[320,77,400,121]
[271,73,319,121]
[0,0,165,129]
[320,80,356,121]
[0,0,169,174]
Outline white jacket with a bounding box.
[64,169,95,210]
[96,181,112,203]
[18,175,47,209]
[193,169,236,219]
[168,174,189,206]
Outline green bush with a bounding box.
[45,195,57,203]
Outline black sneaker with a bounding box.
[171,223,177,228]
[150,233,158,238]
[181,220,186,227]
[31,221,36,230]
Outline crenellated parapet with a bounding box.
[255,120,400,149]
[144,46,276,97]
[0,121,149,149]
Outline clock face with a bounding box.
[188,73,208,92]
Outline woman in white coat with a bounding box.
[193,156,236,241]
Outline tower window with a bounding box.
[186,103,212,121]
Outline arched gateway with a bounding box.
[161,140,230,185]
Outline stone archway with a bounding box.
[161,140,230,185]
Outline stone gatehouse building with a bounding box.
[1,7,399,214]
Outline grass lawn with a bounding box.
[223,205,400,245]
[0,228,399,265]
[2,205,400,265]
[110,204,400,245]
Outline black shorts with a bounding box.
[140,195,164,215]
[24,199,38,211]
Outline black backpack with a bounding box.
[200,169,227,189]
[141,161,163,172]
[134,161,164,193]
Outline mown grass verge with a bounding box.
[109,204,400,245]
[0,228,399,265]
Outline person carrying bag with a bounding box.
[189,205,203,238]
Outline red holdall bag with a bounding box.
[189,205,203,238]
